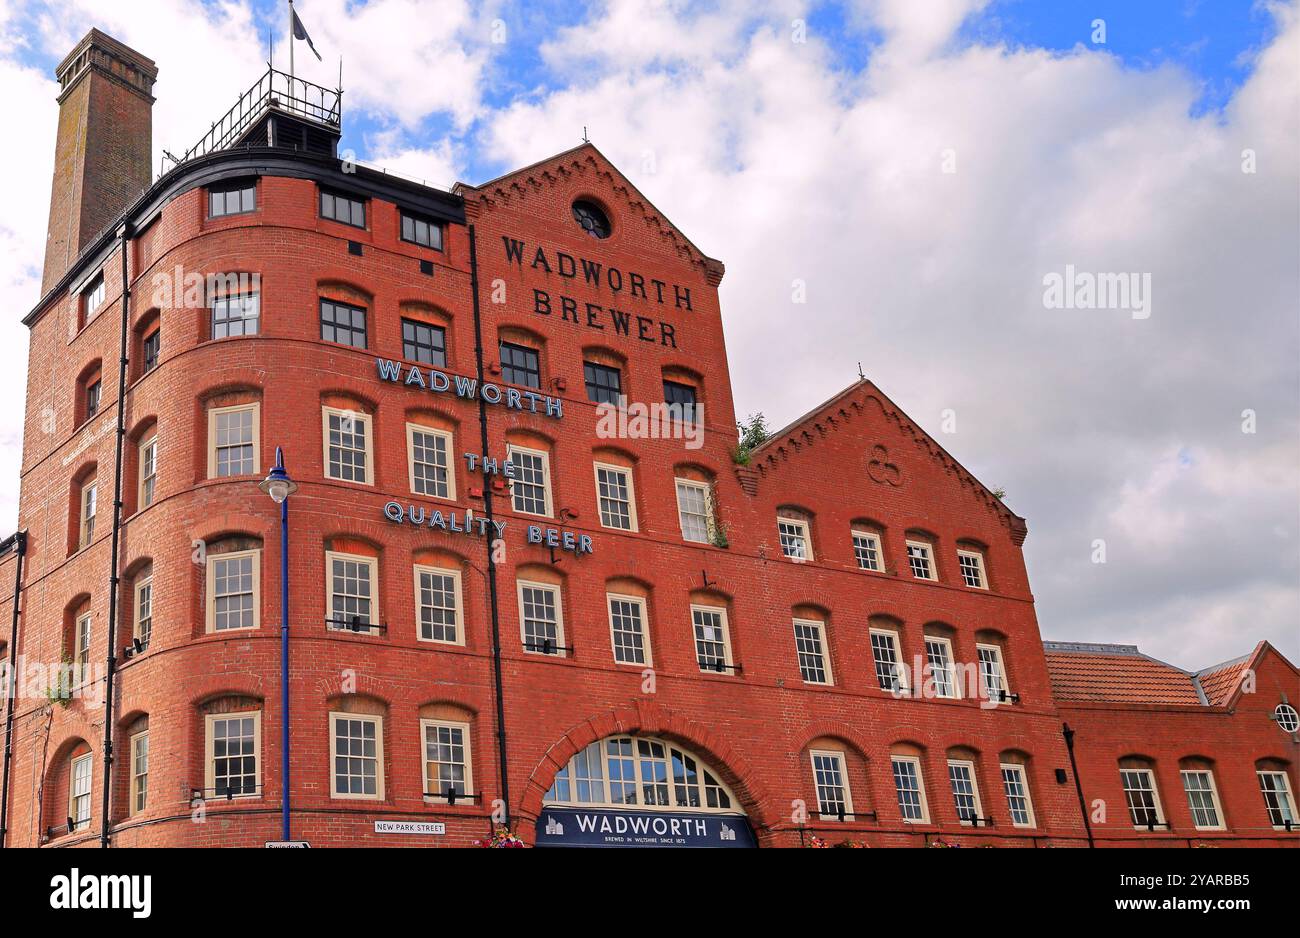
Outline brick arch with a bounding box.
[519,701,771,831]
[799,721,874,757]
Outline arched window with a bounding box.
[544,736,739,813]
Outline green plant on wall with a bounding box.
[733,412,770,465]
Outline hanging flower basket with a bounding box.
[927,838,962,848]
[473,826,526,848]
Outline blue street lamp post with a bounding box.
[260,447,298,841]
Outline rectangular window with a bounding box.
[691,605,732,673]
[415,565,461,644]
[206,713,260,799]
[925,637,958,698]
[1258,771,1296,828]
[79,480,97,548]
[892,756,929,823]
[85,380,101,419]
[209,181,256,217]
[675,479,712,543]
[326,552,378,634]
[401,318,446,367]
[663,380,698,423]
[210,292,260,338]
[584,362,622,405]
[70,753,93,829]
[423,720,471,802]
[594,463,636,530]
[507,445,551,516]
[320,189,366,227]
[948,760,983,825]
[1121,768,1164,828]
[139,435,158,508]
[207,549,259,632]
[811,750,853,820]
[870,629,907,693]
[400,211,443,249]
[209,403,259,477]
[330,713,384,800]
[322,407,372,484]
[957,550,987,588]
[1181,770,1224,830]
[977,644,1008,702]
[142,329,160,373]
[320,299,368,349]
[518,581,564,656]
[130,731,149,815]
[607,594,649,665]
[793,618,831,684]
[74,612,91,686]
[407,424,453,499]
[83,275,105,321]
[852,530,882,571]
[500,341,541,388]
[134,577,153,645]
[778,518,812,560]
[906,540,935,580]
[1001,764,1035,827]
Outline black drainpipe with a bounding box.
[99,223,132,848]
[468,224,511,828]
[1062,722,1094,848]
[0,529,28,847]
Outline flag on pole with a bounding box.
[292,7,323,61]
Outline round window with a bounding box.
[572,200,611,239]
[1276,703,1299,733]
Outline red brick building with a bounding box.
[0,29,1294,849]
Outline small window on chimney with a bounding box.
[209,181,256,218]
[83,275,105,322]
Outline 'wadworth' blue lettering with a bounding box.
[376,359,563,419]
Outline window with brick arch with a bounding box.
[545,737,738,813]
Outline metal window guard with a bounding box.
[997,689,1021,704]
[962,814,996,827]
[524,638,573,656]
[326,617,387,634]
[423,789,481,805]
[189,782,264,802]
[121,636,149,659]
[700,659,742,674]
[819,807,877,822]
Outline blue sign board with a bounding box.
[535,807,756,848]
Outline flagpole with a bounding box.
[288,0,295,80]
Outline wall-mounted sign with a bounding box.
[527,525,593,555]
[374,820,446,835]
[377,359,564,420]
[534,808,755,848]
[381,502,596,555]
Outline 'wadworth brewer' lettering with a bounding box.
[376,359,564,419]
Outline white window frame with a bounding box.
[517,579,565,657]
[691,604,733,674]
[809,749,854,820]
[83,275,105,321]
[777,517,812,561]
[138,434,158,508]
[79,478,97,549]
[129,730,148,815]
[329,711,385,801]
[325,551,379,635]
[207,402,260,478]
[852,529,883,572]
[925,636,959,699]
[1258,770,1296,830]
[957,549,987,589]
[413,564,463,646]
[870,628,909,693]
[1000,763,1036,827]
[947,759,984,826]
[593,462,638,531]
[1181,769,1225,831]
[892,755,931,823]
[69,752,93,830]
[976,643,1008,702]
[73,612,91,687]
[674,478,713,544]
[792,618,832,685]
[543,737,738,812]
[406,422,455,500]
[205,548,261,633]
[134,575,153,645]
[322,406,374,486]
[421,718,473,803]
[607,593,651,666]
[906,540,936,580]
[1120,767,1166,829]
[204,711,261,800]
[507,444,553,517]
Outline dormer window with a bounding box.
[320,188,367,228]
[400,211,443,250]
[209,180,256,218]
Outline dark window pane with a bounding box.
[572,200,611,239]
[500,342,540,389]
[400,211,442,250]
[142,330,160,373]
[663,380,698,423]
[584,362,622,405]
[211,293,260,339]
[402,318,446,366]
[209,182,256,218]
[320,189,366,228]
[321,299,368,348]
[85,380,101,418]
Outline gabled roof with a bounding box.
[453,142,724,284]
[748,378,1027,543]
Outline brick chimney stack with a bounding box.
[41,28,157,294]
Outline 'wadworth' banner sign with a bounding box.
[534,808,756,848]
